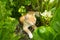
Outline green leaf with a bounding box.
[33,26,56,40]
[54,33,60,40]
[51,7,60,33]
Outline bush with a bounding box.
[0,0,20,40]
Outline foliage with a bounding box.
[33,0,60,40]
[0,0,20,40]
[0,0,60,40]
[51,7,60,33]
[33,26,56,40]
[18,6,26,15]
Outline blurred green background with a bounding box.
[0,0,60,40]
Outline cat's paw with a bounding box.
[29,33,33,39]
